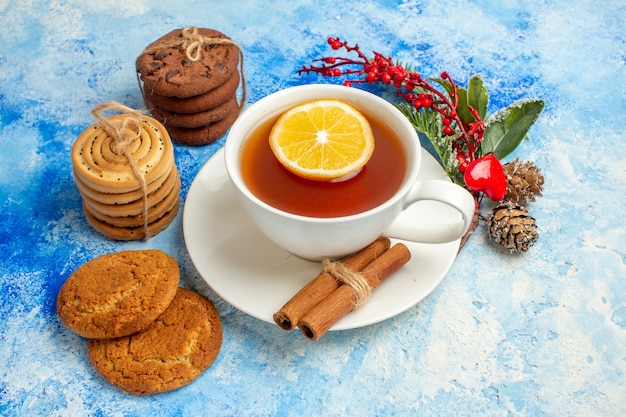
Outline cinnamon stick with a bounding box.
[273,237,391,330]
[298,243,411,341]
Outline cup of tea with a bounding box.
[224,84,475,260]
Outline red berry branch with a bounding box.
[299,38,507,201]
[299,37,546,252]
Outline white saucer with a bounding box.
[183,148,460,330]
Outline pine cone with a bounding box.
[487,200,538,252]
[503,159,544,204]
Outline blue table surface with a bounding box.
[1,1,625,416]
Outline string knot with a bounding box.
[322,258,373,310]
[180,26,206,62]
[91,102,151,240]
[92,101,145,154]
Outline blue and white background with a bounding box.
[1,1,625,416]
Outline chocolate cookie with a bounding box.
[136,28,239,98]
[88,288,223,395]
[144,70,240,114]
[146,94,239,129]
[166,108,239,146]
[56,250,180,339]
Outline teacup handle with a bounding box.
[384,179,475,244]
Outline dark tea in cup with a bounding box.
[225,84,474,259]
[240,112,407,218]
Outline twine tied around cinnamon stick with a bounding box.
[91,102,151,240]
[273,238,411,340]
[298,243,411,340]
[322,258,374,310]
[139,26,247,111]
[273,237,391,331]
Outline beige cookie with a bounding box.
[83,198,179,241]
[83,177,180,228]
[72,165,174,206]
[56,250,180,339]
[88,288,223,395]
[80,169,180,218]
[72,115,174,194]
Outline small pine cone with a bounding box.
[487,200,538,252]
[503,159,544,204]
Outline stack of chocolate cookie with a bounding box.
[57,250,223,395]
[136,27,243,146]
[71,113,180,240]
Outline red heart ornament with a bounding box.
[463,154,507,201]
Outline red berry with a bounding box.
[366,71,377,82]
[332,68,341,76]
[410,73,422,82]
[443,117,452,126]
[463,154,507,201]
[456,154,469,173]
[449,110,457,118]
[405,82,415,91]
[327,37,336,45]
[331,41,342,50]
[324,57,336,64]
[443,126,454,136]
[381,73,392,84]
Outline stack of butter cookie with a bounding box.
[136,27,244,146]
[71,107,180,240]
[57,250,223,395]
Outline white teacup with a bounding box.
[224,84,475,260]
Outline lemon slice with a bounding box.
[269,99,375,181]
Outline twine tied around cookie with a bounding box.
[322,258,375,310]
[91,102,151,240]
[139,26,247,112]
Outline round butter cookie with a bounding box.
[88,288,223,395]
[83,180,180,228]
[72,115,174,194]
[82,198,179,241]
[144,70,240,114]
[80,169,180,218]
[72,111,180,240]
[136,27,239,98]
[56,250,180,339]
[73,166,174,206]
